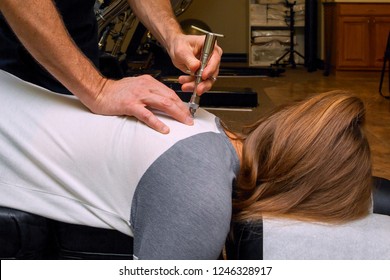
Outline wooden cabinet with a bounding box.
[324,3,390,72]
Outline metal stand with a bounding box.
[274,1,304,68]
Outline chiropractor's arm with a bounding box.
[0,0,192,134]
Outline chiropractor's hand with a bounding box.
[168,34,223,95]
[127,0,222,95]
[90,75,193,134]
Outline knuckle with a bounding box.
[138,109,166,133]
[139,109,154,123]
[161,96,174,107]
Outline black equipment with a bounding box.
[274,1,305,68]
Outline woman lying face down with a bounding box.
[0,70,372,260]
[231,90,372,224]
[226,92,386,260]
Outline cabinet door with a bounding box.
[372,16,390,68]
[338,16,370,68]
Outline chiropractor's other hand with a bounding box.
[167,34,223,95]
[90,75,193,134]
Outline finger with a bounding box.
[160,87,193,115]
[143,92,194,126]
[144,77,190,112]
[184,57,201,75]
[143,76,192,118]
[196,78,217,95]
[178,74,195,84]
[201,45,223,79]
[180,81,195,93]
[178,72,218,85]
[179,73,218,95]
[131,106,170,134]
[174,49,201,75]
[209,76,218,83]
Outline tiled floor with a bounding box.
[210,67,390,180]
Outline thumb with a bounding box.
[184,56,201,74]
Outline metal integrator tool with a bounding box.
[188,26,224,117]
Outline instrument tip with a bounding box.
[189,107,196,117]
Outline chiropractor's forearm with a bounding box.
[0,0,105,106]
[127,0,183,50]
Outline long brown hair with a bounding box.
[232,91,372,224]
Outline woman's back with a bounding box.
[0,70,239,259]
